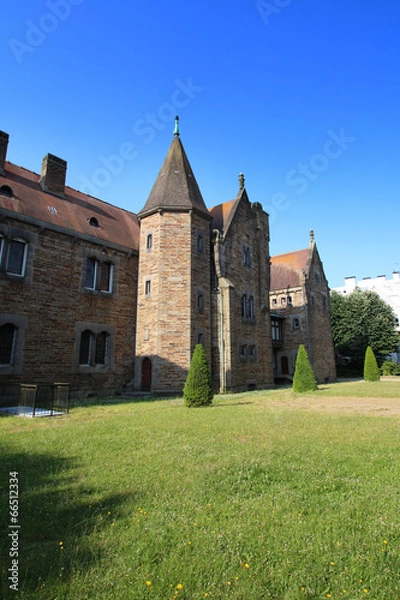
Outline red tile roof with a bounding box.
[0,162,140,251]
[270,248,310,290]
[209,199,236,233]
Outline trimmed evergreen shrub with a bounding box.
[184,344,214,407]
[292,345,318,393]
[364,346,381,381]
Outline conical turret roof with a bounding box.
[138,130,210,219]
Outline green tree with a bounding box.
[292,345,318,393]
[364,346,380,381]
[330,289,399,372]
[183,344,214,407]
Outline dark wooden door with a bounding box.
[281,356,289,375]
[141,358,152,391]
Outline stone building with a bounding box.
[269,231,336,383]
[0,121,335,398]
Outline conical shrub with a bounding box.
[292,344,318,393]
[364,346,380,381]
[184,344,214,407]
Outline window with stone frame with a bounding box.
[197,292,205,313]
[145,279,151,295]
[271,318,282,342]
[78,330,110,366]
[84,257,113,292]
[146,233,153,250]
[292,317,300,330]
[241,294,255,320]
[0,323,16,365]
[6,238,28,276]
[0,315,27,374]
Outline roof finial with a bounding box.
[239,173,245,189]
[174,115,180,137]
[310,229,315,244]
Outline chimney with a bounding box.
[0,131,9,176]
[39,153,67,198]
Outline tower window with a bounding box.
[197,234,204,253]
[243,245,252,267]
[145,279,151,295]
[197,292,204,313]
[146,233,153,249]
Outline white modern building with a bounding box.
[333,272,400,332]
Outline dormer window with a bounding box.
[0,185,13,198]
[89,217,99,228]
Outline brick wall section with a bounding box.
[0,218,138,395]
[213,197,274,391]
[135,210,211,393]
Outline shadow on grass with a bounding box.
[0,447,143,599]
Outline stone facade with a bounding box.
[269,233,336,383]
[0,125,335,398]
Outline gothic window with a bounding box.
[79,330,92,365]
[198,333,204,346]
[78,329,110,367]
[146,233,153,250]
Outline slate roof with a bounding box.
[270,248,311,290]
[0,162,140,251]
[138,134,210,219]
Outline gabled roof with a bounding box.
[270,248,311,290]
[209,186,249,237]
[138,134,210,219]
[0,162,140,251]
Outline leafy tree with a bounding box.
[183,344,214,407]
[330,289,399,372]
[292,345,318,393]
[364,346,380,381]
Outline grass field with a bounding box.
[1,380,400,599]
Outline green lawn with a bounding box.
[1,381,400,599]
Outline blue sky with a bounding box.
[1,0,399,288]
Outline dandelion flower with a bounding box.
[177,583,183,590]
[145,581,151,586]
[244,563,250,569]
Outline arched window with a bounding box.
[0,323,16,365]
[6,238,27,276]
[0,185,13,198]
[95,332,109,365]
[79,330,92,365]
